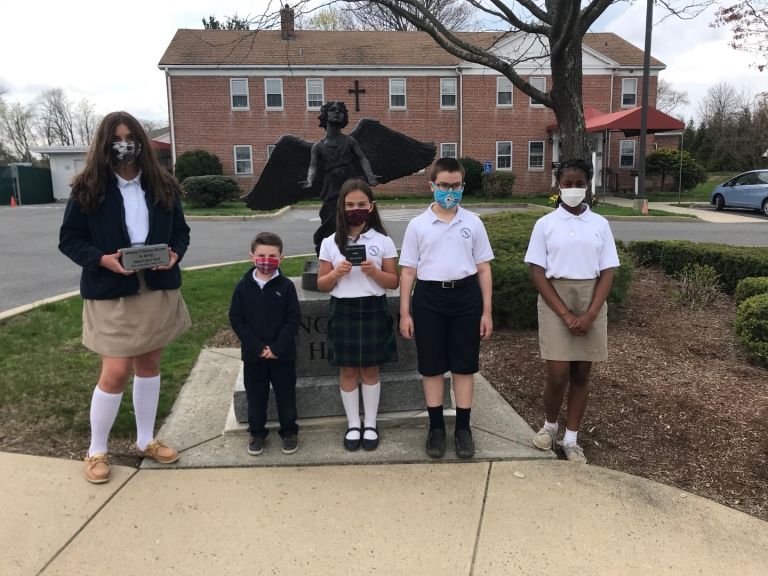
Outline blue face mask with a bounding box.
[433,188,463,209]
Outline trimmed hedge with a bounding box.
[174,149,223,183]
[182,175,241,208]
[459,157,483,196]
[735,293,768,368]
[734,277,768,305]
[482,171,517,199]
[482,212,633,329]
[627,240,768,294]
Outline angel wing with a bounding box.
[350,119,436,184]
[244,135,318,210]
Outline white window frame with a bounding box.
[529,77,546,108]
[528,141,545,170]
[266,144,276,159]
[622,78,638,108]
[620,140,636,168]
[496,141,512,170]
[440,143,457,159]
[389,78,406,109]
[306,78,324,110]
[264,78,284,110]
[440,78,457,109]
[496,77,513,107]
[230,78,249,110]
[234,145,253,175]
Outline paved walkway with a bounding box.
[602,196,766,223]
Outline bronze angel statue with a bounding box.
[245,101,436,254]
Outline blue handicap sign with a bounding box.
[483,161,492,173]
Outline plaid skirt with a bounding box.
[327,295,398,367]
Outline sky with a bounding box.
[1,1,766,125]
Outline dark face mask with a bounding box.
[345,208,370,227]
[111,140,142,164]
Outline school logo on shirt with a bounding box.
[460,227,472,239]
[368,245,380,256]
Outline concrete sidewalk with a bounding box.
[4,453,767,576]
[602,196,766,223]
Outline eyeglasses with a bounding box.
[433,181,465,192]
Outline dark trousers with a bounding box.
[313,197,338,255]
[243,361,298,439]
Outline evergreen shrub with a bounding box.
[459,157,483,196]
[734,277,768,305]
[482,172,517,198]
[174,149,223,183]
[735,293,768,368]
[182,175,241,207]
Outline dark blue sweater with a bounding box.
[58,175,190,300]
[229,268,301,363]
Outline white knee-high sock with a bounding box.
[362,382,381,439]
[88,387,123,456]
[340,387,361,440]
[133,374,161,450]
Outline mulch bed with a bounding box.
[482,266,768,522]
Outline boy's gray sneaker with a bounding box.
[281,434,298,455]
[247,436,264,456]
[533,426,557,450]
[560,442,588,464]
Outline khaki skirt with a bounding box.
[537,278,608,362]
[82,272,191,357]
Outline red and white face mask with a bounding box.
[254,257,280,274]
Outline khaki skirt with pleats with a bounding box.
[82,272,191,357]
[537,278,608,362]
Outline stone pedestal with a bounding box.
[233,278,452,423]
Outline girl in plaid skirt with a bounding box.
[317,179,399,451]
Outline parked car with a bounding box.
[710,170,768,216]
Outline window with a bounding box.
[528,141,545,170]
[265,78,283,109]
[496,77,512,107]
[440,78,457,108]
[234,145,253,175]
[529,77,546,107]
[306,78,324,110]
[620,140,636,168]
[267,144,276,159]
[622,78,637,107]
[390,78,406,109]
[496,141,512,170]
[230,78,249,110]
[440,143,457,158]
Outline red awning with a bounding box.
[547,106,684,136]
[151,138,171,150]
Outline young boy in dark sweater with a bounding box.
[229,232,301,455]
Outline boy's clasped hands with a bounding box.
[260,346,278,360]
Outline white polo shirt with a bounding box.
[116,172,149,247]
[524,205,620,279]
[399,204,494,281]
[319,228,398,298]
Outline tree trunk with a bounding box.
[549,39,590,166]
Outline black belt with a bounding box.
[419,274,478,289]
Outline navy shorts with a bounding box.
[412,278,482,376]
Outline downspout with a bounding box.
[457,65,463,157]
[606,68,616,194]
[165,68,177,166]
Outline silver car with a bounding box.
[711,170,768,216]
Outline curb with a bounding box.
[185,205,291,221]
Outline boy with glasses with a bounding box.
[398,157,494,458]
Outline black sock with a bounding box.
[427,405,445,431]
[455,407,471,431]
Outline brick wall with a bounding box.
[170,72,662,198]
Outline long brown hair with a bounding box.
[334,179,388,257]
[70,111,182,214]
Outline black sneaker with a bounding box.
[454,428,475,459]
[426,428,446,458]
[281,434,299,455]
[247,435,264,456]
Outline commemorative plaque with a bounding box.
[346,244,367,266]
[121,244,170,271]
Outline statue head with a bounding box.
[318,101,349,129]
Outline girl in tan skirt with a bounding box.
[524,159,620,463]
[59,111,191,483]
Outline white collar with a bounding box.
[253,269,280,284]
[349,228,376,242]
[557,204,592,220]
[428,203,463,223]
[116,171,142,187]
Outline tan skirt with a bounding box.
[82,272,191,357]
[537,278,608,362]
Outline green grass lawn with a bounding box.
[0,257,306,440]
[182,200,275,216]
[645,171,739,202]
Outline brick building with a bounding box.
[159,13,670,197]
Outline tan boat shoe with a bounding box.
[137,439,179,464]
[84,453,111,484]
